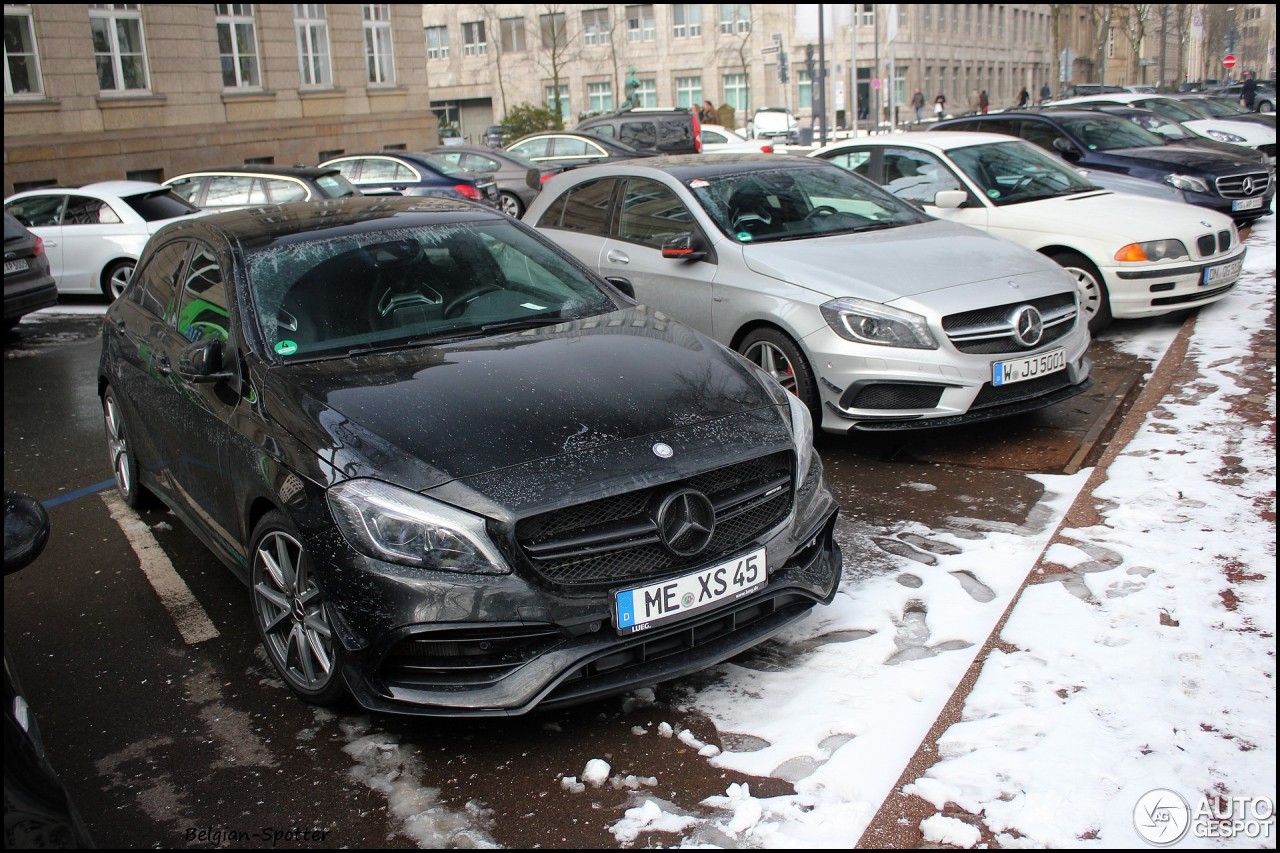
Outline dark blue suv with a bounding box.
[318,151,499,207]
[933,110,1274,223]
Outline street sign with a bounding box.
[871,78,881,90]
[761,45,779,55]
[1223,54,1237,69]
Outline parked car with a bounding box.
[747,107,800,144]
[163,164,359,211]
[576,107,702,154]
[483,125,514,148]
[317,151,499,207]
[932,110,1275,223]
[1056,104,1273,164]
[5,491,95,847]
[701,125,776,154]
[505,131,653,170]
[524,154,1093,433]
[1209,81,1276,113]
[5,181,201,299]
[421,145,559,218]
[1181,94,1276,129]
[97,196,841,715]
[4,212,58,329]
[811,132,1247,331]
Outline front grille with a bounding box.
[970,370,1075,410]
[516,452,793,588]
[381,625,565,690]
[845,383,944,410]
[1218,230,1233,253]
[944,292,1078,355]
[1216,171,1272,199]
[1197,234,1215,256]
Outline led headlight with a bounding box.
[328,479,509,574]
[1114,240,1189,262]
[820,298,938,350]
[1205,130,1247,144]
[1164,173,1210,194]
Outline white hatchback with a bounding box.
[811,132,1247,330]
[4,181,201,299]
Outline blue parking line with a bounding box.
[41,479,117,510]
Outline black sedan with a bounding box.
[504,131,653,170]
[3,212,57,330]
[97,197,840,716]
[421,145,561,218]
[318,151,500,207]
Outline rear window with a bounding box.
[124,191,200,221]
[315,173,359,198]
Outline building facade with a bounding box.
[3,4,437,196]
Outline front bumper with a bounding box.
[1105,246,1247,319]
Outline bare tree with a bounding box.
[532,4,579,128]
[479,4,509,119]
[1117,4,1154,85]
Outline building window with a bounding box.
[545,83,569,122]
[462,20,486,56]
[293,4,331,87]
[362,5,394,85]
[215,5,260,89]
[582,8,609,46]
[719,4,750,35]
[4,5,43,96]
[588,80,612,113]
[625,5,655,43]
[539,12,565,50]
[723,72,748,112]
[797,68,811,109]
[90,4,149,92]
[923,4,932,30]
[499,17,526,53]
[425,25,448,60]
[897,5,908,30]
[633,76,656,107]
[675,74,701,109]
[672,4,701,39]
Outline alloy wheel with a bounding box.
[252,531,336,692]
[744,339,798,395]
[104,394,132,498]
[499,192,522,217]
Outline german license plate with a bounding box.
[4,258,29,275]
[1202,257,1243,286]
[614,548,766,635]
[1231,196,1263,212]
[992,348,1066,386]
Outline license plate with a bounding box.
[614,548,766,635]
[4,258,30,275]
[1231,196,1264,211]
[992,347,1066,387]
[1202,258,1243,286]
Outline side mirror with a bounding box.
[933,190,968,209]
[177,339,235,383]
[603,276,635,300]
[660,232,708,262]
[4,492,50,576]
[1052,137,1079,159]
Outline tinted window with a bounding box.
[130,240,189,320]
[618,120,657,149]
[176,244,230,343]
[64,195,122,225]
[553,178,617,233]
[7,195,66,227]
[590,123,616,139]
[1057,115,1164,150]
[1016,119,1068,150]
[265,179,307,203]
[124,190,200,221]
[656,119,693,151]
[618,179,695,248]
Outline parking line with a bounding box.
[42,478,116,510]
[101,492,220,645]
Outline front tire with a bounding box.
[102,259,135,301]
[737,327,821,423]
[1048,250,1113,333]
[103,387,149,508]
[249,512,347,706]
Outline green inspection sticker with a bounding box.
[737,232,754,242]
[274,340,298,356]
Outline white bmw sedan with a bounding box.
[812,132,1247,331]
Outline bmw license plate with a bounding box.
[1202,258,1243,286]
[1231,197,1263,212]
[992,348,1066,387]
[614,548,766,635]
[4,258,29,275]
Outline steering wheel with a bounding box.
[805,205,839,220]
[443,284,502,319]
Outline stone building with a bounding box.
[3,4,437,196]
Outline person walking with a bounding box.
[968,89,981,115]
[699,100,717,125]
[979,90,989,114]
[1017,87,1030,108]
[911,87,926,124]
[1039,82,1052,102]
[934,92,947,120]
[1240,73,1258,111]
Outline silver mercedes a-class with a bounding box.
[524,154,1094,433]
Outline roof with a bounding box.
[168,165,342,179]
[558,153,832,181]
[812,131,1020,154]
[78,180,171,196]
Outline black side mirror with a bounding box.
[1052,137,1079,159]
[4,492,50,575]
[660,232,708,262]
[177,339,235,383]
[603,276,635,300]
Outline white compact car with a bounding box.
[5,181,201,298]
[701,125,776,154]
[812,132,1247,330]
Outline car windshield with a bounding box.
[315,173,359,198]
[1143,98,1208,122]
[948,141,1099,205]
[246,220,619,362]
[1058,115,1166,150]
[123,190,200,221]
[1193,97,1252,118]
[1115,110,1196,141]
[688,165,928,244]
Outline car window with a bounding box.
[618,121,657,149]
[326,160,361,181]
[703,129,728,144]
[1057,116,1164,150]
[63,195,123,225]
[618,179,696,248]
[355,159,418,183]
[1014,119,1066,150]
[422,156,464,176]
[821,149,875,179]
[657,119,693,150]
[462,154,501,172]
[205,176,266,207]
[947,141,1095,205]
[879,148,964,204]
[509,138,550,159]
[434,152,465,166]
[265,179,307,203]
[166,177,205,204]
[175,243,230,343]
[550,137,595,157]
[314,174,358,199]
[129,240,189,321]
[123,190,201,221]
[589,123,617,139]
[539,177,618,233]
[6,195,66,227]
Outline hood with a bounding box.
[1105,145,1263,174]
[1005,191,1235,240]
[739,218,1057,302]
[264,307,779,491]
[1182,119,1275,145]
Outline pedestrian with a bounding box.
[699,100,717,125]
[911,87,926,123]
[1017,86,1029,108]
[968,89,980,114]
[934,92,947,120]
[1240,72,1258,111]
[1039,82,1052,102]
[979,90,989,114]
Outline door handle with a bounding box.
[156,355,172,376]
[44,241,58,248]
[606,249,630,264]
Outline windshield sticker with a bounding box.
[274,340,298,356]
[689,179,711,188]
[521,302,547,310]
[987,189,1001,198]
[737,232,754,242]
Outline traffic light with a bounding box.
[777,50,789,84]
[805,44,815,82]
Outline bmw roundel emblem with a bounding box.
[652,442,674,459]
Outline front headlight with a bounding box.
[1205,130,1247,144]
[1114,239,1189,262]
[328,479,509,574]
[1164,173,1211,194]
[786,391,814,484]
[820,298,938,349]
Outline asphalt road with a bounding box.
[2,307,1181,848]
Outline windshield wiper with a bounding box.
[479,313,566,334]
